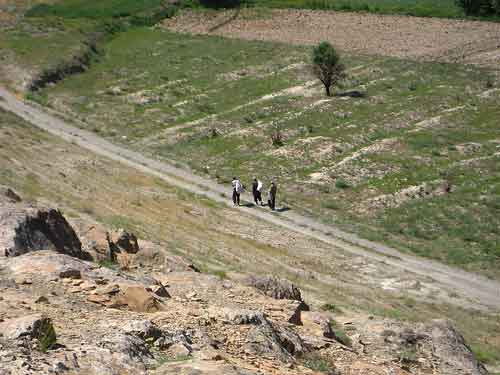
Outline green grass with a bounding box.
[37,321,57,353]
[251,0,463,18]
[0,17,98,79]
[329,319,352,347]
[98,259,119,270]
[471,344,500,365]
[26,0,168,20]
[320,303,343,313]
[0,0,177,90]
[303,352,337,373]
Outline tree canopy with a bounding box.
[312,42,345,97]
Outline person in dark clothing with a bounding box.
[252,178,263,206]
[268,181,277,210]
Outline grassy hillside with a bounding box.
[25,0,167,19]
[30,23,500,279]
[0,0,176,90]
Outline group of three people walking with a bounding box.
[231,177,277,210]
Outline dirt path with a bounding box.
[163,9,500,67]
[1,86,500,310]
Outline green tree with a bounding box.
[492,0,500,13]
[312,42,345,97]
[200,0,248,8]
[455,0,498,15]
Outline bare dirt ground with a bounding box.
[163,9,500,67]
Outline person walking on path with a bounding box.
[268,181,277,211]
[252,178,263,206]
[231,177,243,206]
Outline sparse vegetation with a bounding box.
[270,124,285,147]
[98,259,118,270]
[321,303,343,313]
[335,179,350,189]
[303,352,339,373]
[329,319,352,347]
[398,347,418,364]
[38,322,57,353]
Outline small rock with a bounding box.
[148,284,171,298]
[4,188,22,203]
[456,142,482,154]
[169,342,191,358]
[34,296,49,304]
[59,269,81,279]
[96,284,120,295]
[87,294,111,305]
[95,278,108,285]
[14,277,32,285]
[79,281,96,291]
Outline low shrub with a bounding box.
[335,179,350,189]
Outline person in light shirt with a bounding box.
[252,177,263,206]
[231,177,243,206]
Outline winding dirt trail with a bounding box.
[1,86,500,310]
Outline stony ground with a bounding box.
[163,8,500,67]
[0,190,490,375]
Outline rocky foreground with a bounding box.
[0,186,488,375]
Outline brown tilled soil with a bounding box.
[163,9,500,67]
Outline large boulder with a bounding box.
[210,307,266,325]
[244,319,305,363]
[99,332,153,362]
[0,206,89,260]
[0,314,54,341]
[121,320,163,341]
[429,319,488,375]
[115,285,164,313]
[83,225,112,261]
[110,229,140,255]
[245,275,309,311]
[7,250,92,281]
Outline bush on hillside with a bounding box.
[199,0,252,8]
[455,0,500,15]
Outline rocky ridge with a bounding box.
[0,187,488,375]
